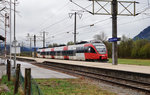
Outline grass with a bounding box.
[0,75,22,95]
[36,78,116,95]
[108,58,150,66]
[0,75,15,95]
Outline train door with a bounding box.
[76,46,85,60]
[63,46,69,60]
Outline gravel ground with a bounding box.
[87,79,149,95]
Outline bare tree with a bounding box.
[93,32,108,42]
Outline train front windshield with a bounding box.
[94,45,106,54]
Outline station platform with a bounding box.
[0,58,6,79]
[16,61,76,79]
[17,56,150,74]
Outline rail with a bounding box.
[31,62,150,94]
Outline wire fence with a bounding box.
[14,67,43,95]
[31,76,43,95]
[19,71,24,90]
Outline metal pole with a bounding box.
[112,0,118,65]
[34,35,36,58]
[10,0,12,63]
[74,12,77,44]
[14,0,16,68]
[30,38,32,57]
[5,13,7,58]
[43,31,45,48]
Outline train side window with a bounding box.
[53,51,55,56]
[73,50,76,56]
[49,51,51,55]
[84,47,88,53]
[64,51,67,56]
[81,47,84,53]
[41,52,45,55]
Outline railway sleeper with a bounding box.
[33,62,150,93]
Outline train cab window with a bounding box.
[88,47,96,53]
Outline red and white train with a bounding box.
[37,40,108,61]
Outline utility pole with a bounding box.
[34,35,36,58]
[13,0,16,68]
[27,34,41,57]
[69,12,82,44]
[26,33,32,57]
[5,13,7,58]
[5,13,8,58]
[40,31,48,48]
[74,12,77,44]
[5,13,9,58]
[43,31,45,48]
[10,0,12,64]
[112,0,118,65]
[80,0,138,65]
[29,37,32,56]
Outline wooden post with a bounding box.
[7,59,11,81]
[24,68,31,95]
[14,64,20,94]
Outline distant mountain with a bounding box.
[0,44,38,52]
[133,26,150,40]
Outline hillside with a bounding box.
[0,44,33,52]
[133,26,150,40]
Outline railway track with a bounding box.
[31,62,150,94]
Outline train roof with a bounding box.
[38,40,103,50]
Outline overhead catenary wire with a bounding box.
[46,17,111,39]
[45,13,95,38]
[31,1,71,32]
[49,16,150,43]
[70,0,93,14]
[39,17,69,32]
[43,3,93,35]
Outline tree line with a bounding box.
[104,35,150,59]
[48,32,150,59]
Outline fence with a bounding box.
[19,68,43,95]
[31,76,43,95]
[6,60,43,95]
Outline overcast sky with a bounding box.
[1,0,150,47]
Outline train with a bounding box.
[37,40,108,61]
